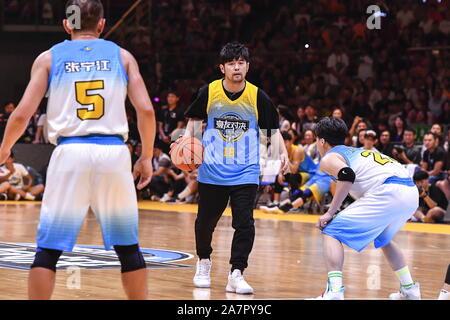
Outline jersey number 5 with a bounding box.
[75,80,105,120]
[360,150,395,165]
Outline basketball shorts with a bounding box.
[36,135,139,252]
[300,172,332,203]
[322,179,419,252]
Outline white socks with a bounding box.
[395,266,414,288]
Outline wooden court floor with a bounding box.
[0,201,449,300]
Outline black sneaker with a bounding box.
[0,193,7,201]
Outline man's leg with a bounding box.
[114,244,147,300]
[438,264,450,300]
[195,183,229,260]
[28,248,63,299]
[229,184,258,273]
[424,207,445,223]
[381,241,420,299]
[322,234,345,292]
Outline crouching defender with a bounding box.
[311,117,420,300]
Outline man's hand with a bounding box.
[133,157,153,190]
[0,149,10,166]
[277,173,285,185]
[316,211,335,231]
[280,152,289,174]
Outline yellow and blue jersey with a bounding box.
[185,79,279,186]
[46,39,129,145]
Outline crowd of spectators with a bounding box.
[1,0,449,217]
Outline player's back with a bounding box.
[326,145,411,199]
[46,39,128,145]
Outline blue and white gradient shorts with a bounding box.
[323,181,419,252]
[37,135,139,251]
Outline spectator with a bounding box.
[42,0,54,25]
[146,142,172,201]
[392,127,422,165]
[301,129,319,162]
[0,152,44,201]
[437,100,450,124]
[378,130,394,157]
[326,41,349,87]
[362,130,379,152]
[157,91,185,153]
[391,116,406,143]
[331,107,343,119]
[291,106,305,136]
[421,132,446,184]
[0,102,15,141]
[430,123,445,148]
[428,86,446,120]
[412,170,448,223]
[301,105,318,132]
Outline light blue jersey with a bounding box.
[46,39,129,145]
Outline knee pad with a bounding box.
[30,247,63,272]
[114,244,146,273]
[289,188,312,203]
[288,173,302,190]
[446,264,450,285]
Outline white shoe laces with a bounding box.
[197,260,210,277]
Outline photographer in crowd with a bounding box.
[412,170,448,223]
[392,127,422,165]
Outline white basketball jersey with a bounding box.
[326,146,411,199]
[45,39,128,145]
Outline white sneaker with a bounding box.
[438,289,450,300]
[14,194,21,201]
[226,269,254,294]
[307,281,345,300]
[389,283,421,300]
[160,193,171,202]
[193,259,211,288]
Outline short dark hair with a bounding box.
[219,42,249,65]
[281,131,292,141]
[65,0,104,32]
[314,117,348,146]
[424,131,437,140]
[413,170,429,182]
[404,127,416,135]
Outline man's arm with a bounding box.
[428,161,444,177]
[0,51,50,164]
[121,48,156,189]
[317,153,353,230]
[22,173,34,191]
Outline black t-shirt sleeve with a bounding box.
[184,85,209,120]
[257,89,279,134]
[435,148,445,163]
[430,185,448,210]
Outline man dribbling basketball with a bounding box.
[176,42,288,294]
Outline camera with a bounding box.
[417,185,423,194]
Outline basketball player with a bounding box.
[0,0,156,299]
[438,264,450,300]
[311,117,420,300]
[175,42,288,294]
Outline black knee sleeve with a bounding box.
[288,173,302,190]
[30,247,63,272]
[446,264,450,285]
[114,244,146,273]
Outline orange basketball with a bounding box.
[170,136,204,172]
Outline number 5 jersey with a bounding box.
[45,39,129,145]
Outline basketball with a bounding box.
[170,136,204,172]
